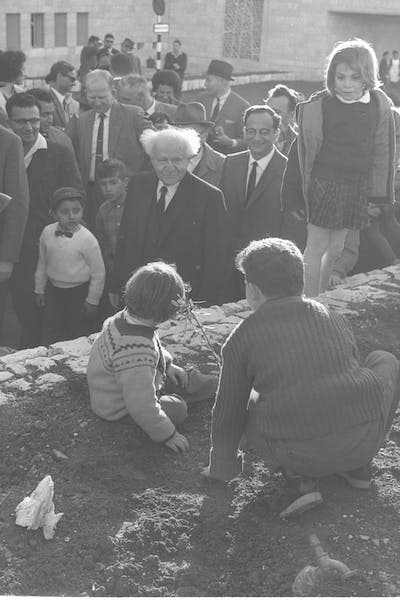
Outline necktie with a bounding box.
[157,186,168,215]
[55,230,73,238]
[210,97,220,122]
[245,161,258,207]
[95,113,106,174]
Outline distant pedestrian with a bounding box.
[379,50,391,84]
[120,38,142,75]
[164,40,187,79]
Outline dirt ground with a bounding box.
[0,300,400,597]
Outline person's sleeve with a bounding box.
[65,114,80,160]
[180,53,188,72]
[163,53,172,70]
[0,134,29,263]
[34,231,48,294]
[82,235,106,305]
[209,331,252,480]
[95,210,112,273]
[109,193,130,293]
[114,364,176,442]
[280,138,306,214]
[58,143,84,191]
[332,230,360,278]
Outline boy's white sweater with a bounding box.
[35,222,105,305]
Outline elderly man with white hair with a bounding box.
[66,69,152,228]
[111,127,228,307]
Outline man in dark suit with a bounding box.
[265,84,299,157]
[6,93,83,348]
[66,69,152,228]
[117,74,177,120]
[45,61,79,130]
[0,125,29,335]
[111,128,228,308]
[174,102,225,187]
[197,59,250,155]
[29,88,76,153]
[220,105,287,301]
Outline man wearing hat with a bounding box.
[45,61,79,130]
[197,59,250,155]
[174,102,225,187]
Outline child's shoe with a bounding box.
[337,464,372,490]
[280,473,323,519]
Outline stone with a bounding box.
[49,337,92,357]
[0,392,12,405]
[65,356,89,375]
[5,379,31,392]
[25,357,56,372]
[6,363,28,377]
[36,373,67,388]
[0,372,13,383]
[0,346,48,365]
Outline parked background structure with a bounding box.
[0,0,400,82]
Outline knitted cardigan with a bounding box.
[209,296,385,480]
[87,309,175,443]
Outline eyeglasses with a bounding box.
[11,118,41,126]
[245,127,276,137]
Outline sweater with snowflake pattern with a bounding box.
[87,309,176,443]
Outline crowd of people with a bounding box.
[0,36,400,517]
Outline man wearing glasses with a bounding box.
[45,61,79,130]
[220,105,287,301]
[6,93,82,348]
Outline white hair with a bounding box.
[140,127,201,158]
[86,69,114,90]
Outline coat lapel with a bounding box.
[157,175,189,246]
[51,90,67,128]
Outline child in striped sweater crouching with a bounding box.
[203,238,399,518]
[87,262,191,453]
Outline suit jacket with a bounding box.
[112,170,228,306]
[49,88,80,130]
[199,90,250,154]
[22,139,83,252]
[193,143,225,187]
[47,125,75,152]
[66,101,152,185]
[0,126,29,263]
[221,148,287,250]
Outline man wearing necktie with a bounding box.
[110,128,228,309]
[66,69,153,229]
[220,105,287,301]
[197,59,250,155]
[45,61,79,130]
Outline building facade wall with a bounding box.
[0,0,400,81]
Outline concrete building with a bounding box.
[0,0,400,82]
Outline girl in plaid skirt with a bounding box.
[281,39,396,297]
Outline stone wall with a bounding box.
[1,265,400,404]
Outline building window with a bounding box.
[31,13,45,48]
[223,0,264,61]
[6,14,21,50]
[54,13,67,47]
[76,12,88,46]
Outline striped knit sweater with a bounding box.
[209,296,385,480]
[87,309,175,443]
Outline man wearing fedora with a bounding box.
[197,59,250,155]
[174,102,225,187]
[45,61,79,130]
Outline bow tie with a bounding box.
[55,230,73,238]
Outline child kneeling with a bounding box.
[204,238,399,517]
[87,262,191,453]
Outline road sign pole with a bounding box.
[156,15,162,70]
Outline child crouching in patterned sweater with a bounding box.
[87,262,191,453]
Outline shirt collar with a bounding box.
[248,147,275,171]
[336,90,371,104]
[96,107,112,119]
[24,133,47,168]
[157,180,180,196]
[51,86,65,105]
[145,99,156,115]
[188,147,203,171]
[216,89,231,104]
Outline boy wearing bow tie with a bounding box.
[35,187,105,345]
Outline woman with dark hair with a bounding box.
[151,69,182,104]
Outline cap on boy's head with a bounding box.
[236,237,304,298]
[50,187,86,212]
[125,261,185,324]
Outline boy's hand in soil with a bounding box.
[166,364,188,388]
[165,431,189,453]
[35,293,45,307]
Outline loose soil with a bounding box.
[1,301,400,597]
